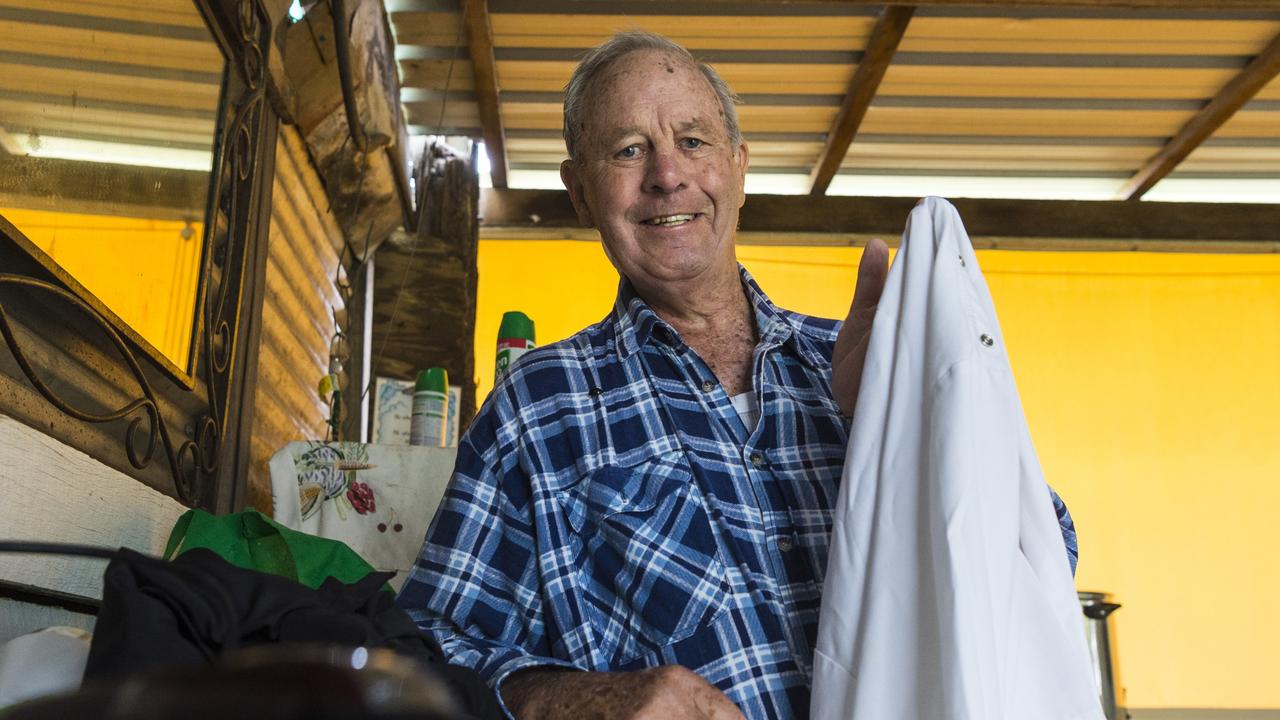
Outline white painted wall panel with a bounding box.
[0,414,186,602]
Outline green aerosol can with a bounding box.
[410,366,448,447]
[495,311,535,382]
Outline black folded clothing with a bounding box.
[77,547,500,720]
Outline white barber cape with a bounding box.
[811,197,1102,720]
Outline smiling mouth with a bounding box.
[642,213,696,227]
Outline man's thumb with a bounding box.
[848,237,889,323]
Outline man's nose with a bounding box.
[643,148,687,194]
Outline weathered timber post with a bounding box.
[371,140,480,434]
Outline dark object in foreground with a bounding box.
[7,646,464,719]
[69,546,498,719]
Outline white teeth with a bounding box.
[644,214,695,226]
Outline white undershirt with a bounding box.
[730,390,759,431]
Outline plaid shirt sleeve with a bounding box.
[396,389,579,714]
[1049,486,1079,575]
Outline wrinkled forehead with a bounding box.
[577,49,727,150]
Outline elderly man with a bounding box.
[398,30,1077,720]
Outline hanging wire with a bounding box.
[320,136,368,440]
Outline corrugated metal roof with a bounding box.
[388,0,1280,198]
[0,0,221,158]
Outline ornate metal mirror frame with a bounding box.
[0,0,279,512]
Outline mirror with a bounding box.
[0,0,225,374]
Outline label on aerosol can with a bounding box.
[495,311,536,382]
[409,367,449,447]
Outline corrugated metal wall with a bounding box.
[244,124,346,512]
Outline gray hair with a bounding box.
[562,30,742,161]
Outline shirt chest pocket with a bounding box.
[557,452,730,667]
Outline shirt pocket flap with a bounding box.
[561,451,687,534]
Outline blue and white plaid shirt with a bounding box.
[397,266,1078,719]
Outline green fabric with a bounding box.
[163,508,378,589]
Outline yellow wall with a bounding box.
[475,237,1280,710]
[2,208,203,370]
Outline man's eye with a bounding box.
[680,138,704,150]
[617,145,641,159]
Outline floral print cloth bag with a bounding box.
[269,441,457,591]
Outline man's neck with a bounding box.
[635,267,747,335]
[630,266,759,396]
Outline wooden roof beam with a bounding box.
[905,0,1274,6]
[627,0,1280,8]
[481,188,1280,245]
[1119,31,1280,201]
[463,0,509,189]
[808,5,915,196]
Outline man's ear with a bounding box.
[560,159,594,228]
[734,141,750,208]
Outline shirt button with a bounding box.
[749,452,764,467]
[700,380,715,392]
[980,333,994,347]
[777,535,795,552]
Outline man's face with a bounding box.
[561,50,749,292]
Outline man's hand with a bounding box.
[501,665,745,720]
[831,238,890,418]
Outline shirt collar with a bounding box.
[741,265,830,372]
[612,277,671,357]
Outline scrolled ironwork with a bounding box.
[123,404,160,469]
[199,0,268,486]
[0,0,276,509]
[175,415,219,504]
[238,0,259,42]
[243,44,264,91]
[0,275,208,503]
[210,319,232,375]
[235,123,254,180]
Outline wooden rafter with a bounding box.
[808,5,915,196]
[480,188,1280,244]
[462,0,509,189]
[626,0,1280,7]
[1119,31,1280,200]
[0,153,205,220]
